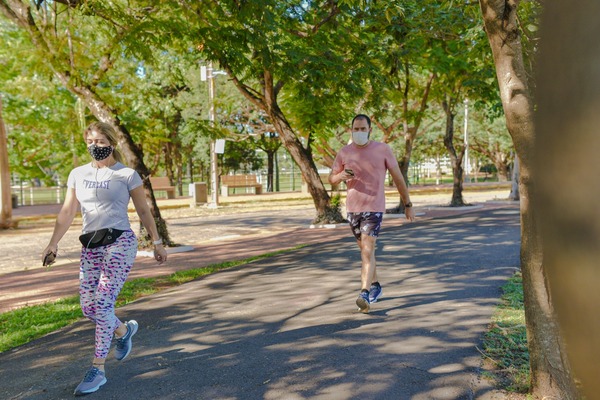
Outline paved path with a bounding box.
[0,192,511,313]
[0,200,522,399]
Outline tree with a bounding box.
[441,97,469,206]
[478,0,578,398]
[0,0,176,245]
[468,113,514,182]
[0,18,82,184]
[215,94,281,191]
[370,0,485,211]
[0,96,14,229]
[429,1,499,206]
[367,0,439,202]
[535,1,600,398]
[176,0,380,223]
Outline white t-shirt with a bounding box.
[67,162,143,233]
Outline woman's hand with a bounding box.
[41,244,58,266]
[154,244,167,264]
[405,206,416,222]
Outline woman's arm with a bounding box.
[130,185,167,264]
[41,188,79,261]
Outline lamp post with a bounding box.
[207,62,219,208]
[463,98,470,183]
[201,62,227,207]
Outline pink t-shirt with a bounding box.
[331,141,399,213]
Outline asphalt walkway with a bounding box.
[0,186,522,399]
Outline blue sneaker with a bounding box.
[356,291,370,313]
[115,320,138,361]
[74,366,107,396]
[369,283,382,303]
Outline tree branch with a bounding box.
[222,64,265,109]
[287,2,340,38]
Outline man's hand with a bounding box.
[329,170,353,185]
[339,170,354,181]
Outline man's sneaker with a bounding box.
[115,320,138,361]
[74,366,107,396]
[369,283,383,303]
[356,291,370,313]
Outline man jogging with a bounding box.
[329,114,415,313]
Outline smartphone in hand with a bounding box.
[43,252,56,267]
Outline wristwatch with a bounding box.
[405,202,413,208]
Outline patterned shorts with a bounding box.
[347,212,384,241]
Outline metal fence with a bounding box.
[11,186,66,207]
[9,170,318,206]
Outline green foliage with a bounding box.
[482,272,530,393]
[220,139,264,174]
[0,0,529,191]
[330,192,342,211]
[0,20,83,184]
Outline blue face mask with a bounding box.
[87,144,113,161]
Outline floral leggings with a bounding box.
[79,230,137,359]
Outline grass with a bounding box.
[481,271,530,393]
[0,247,303,353]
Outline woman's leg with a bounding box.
[89,231,138,360]
[79,250,103,325]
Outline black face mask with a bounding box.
[87,144,113,161]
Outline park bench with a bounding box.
[220,174,263,196]
[149,176,176,199]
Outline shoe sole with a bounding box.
[74,377,107,396]
[356,297,370,313]
[115,321,138,361]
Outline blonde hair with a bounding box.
[84,121,124,163]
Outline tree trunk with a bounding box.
[535,1,600,398]
[0,2,171,246]
[0,97,14,229]
[442,100,468,207]
[479,1,578,398]
[494,151,511,182]
[398,134,414,184]
[266,150,275,192]
[166,111,182,196]
[267,105,342,223]
[227,68,343,223]
[508,153,520,200]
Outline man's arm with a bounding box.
[329,169,353,185]
[388,164,415,221]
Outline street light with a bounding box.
[201,62,227,208]
[463,98,470,183]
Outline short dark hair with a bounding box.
[352,114,371,128]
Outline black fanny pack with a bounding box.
[79,228,126,248]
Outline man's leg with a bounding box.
[357,234,378,290]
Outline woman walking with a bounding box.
[41,121,167,396]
